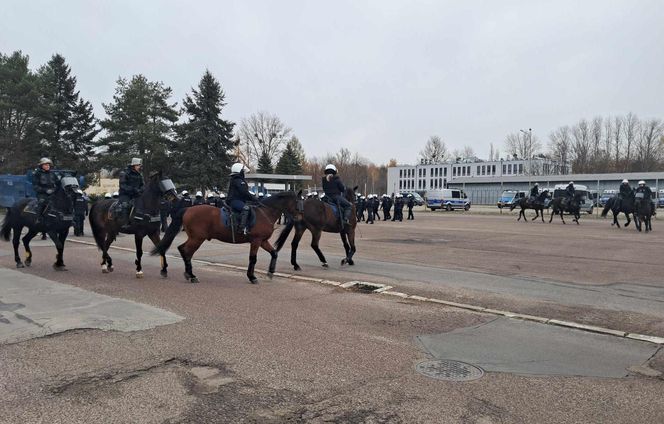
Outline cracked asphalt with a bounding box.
[1,211,663,423]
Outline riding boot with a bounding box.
[342,207,351,225]
[240,207,250,235]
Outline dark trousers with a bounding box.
[407,207,414,220]
[74,214,85,235]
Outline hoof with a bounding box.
[25,260,31,267]
[267,272,274,280]
[136,271,144,279]
[340,258,347,266]
[293,265,301,271]
[16,262,24,269]
[321,263,329,268]
[108,265,114,272]
[189,277,199,284]
[53,264,68,271]
[101,265,109,273]
[160,270,168,278]
[348,259,355,266]
[249,278,258,284]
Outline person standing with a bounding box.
[407,194,415,220]
[193,191,205,205]
[366,195,375,224]
[73,189,88,236]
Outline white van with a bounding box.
[425,189,471,211]
[552,184,594,214]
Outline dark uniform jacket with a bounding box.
[193,197,205,206]
[565,185,575,197]
[228,173,257,203]
[118,167,144,199]
[74,195,88,215]
[32,168,60,199]
[530,186,539,197]
[619,184,633,199]
[407,198,415,209]
[322,175,345,198]
[635,186,652,200]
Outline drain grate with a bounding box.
[415,360,484,381]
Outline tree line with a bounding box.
[1,50,393,193]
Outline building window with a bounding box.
[439,178,442,187]
[508,164,512,174]
[444,168,447,176]
[399,170,402,178]
[423,169,426,177]
[399,180,403,189]
[502,164,506,174]
[462,167,466,176]
[492,165,496,175]
[477,166,480,175]
[453,167,456,177]
[519,164,523,174]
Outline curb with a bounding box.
[68,238,664,346]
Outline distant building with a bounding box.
[387,157,569,194]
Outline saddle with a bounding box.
[321,196,341,219]
[220,206,256,232]
[22,199,73,223]
[108,201,160,225]
[22,199,39,215]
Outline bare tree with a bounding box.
[612,116,623,170]
[591,116,603,169]
[549,126,572,174]
[419,135,449,163]
[571,119,592,173]
[504,131,541,159]
[237,111,292,168]
[462,145,475,158]
[622,112,639,171]
[635,118,663,171]
[601,118,614,173]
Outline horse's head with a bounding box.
[262,190,304,221]
[147,171,178,202]
[344,186,359,203]
[54,176,80,212]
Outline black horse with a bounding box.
[601,195,633,228]
[275,186,358,270]
[633,193,653,233]
[510,197,549,222]
[89,171,177,278]
[1,177,79,270]
[549,192,583,224]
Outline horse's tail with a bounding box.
[274,219,295,252]
[89,202,107,250]
[151,207,186,256]
[1,208,12,241]
[601,198,612,218]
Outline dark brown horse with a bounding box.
[150,191,303,284]
[549,192,583,224]
[509,196,548,222]
[274,186,358,270]
[633,194,653,233]
[89,171,178,278]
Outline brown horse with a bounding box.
[274,186,358,270]
[150,191,303,284]
[89,171,178,278]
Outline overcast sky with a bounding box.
[3,0,663,164]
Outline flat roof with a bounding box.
[245,173,312,181]
[451,171,664,184]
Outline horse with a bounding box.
[600,195,633,228]
[150,191,303,284]
[274,186,358,270]
[633,193,653,233]
[509,196,548,222]
[1,176,79,270]
[88,171,178,278]
[548,192,583,224]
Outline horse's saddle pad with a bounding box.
[220,207,256,229]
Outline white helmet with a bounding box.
[638,180,646,185]
[112,191,119,197]
[324,164,337,174]
[207,192,215,198]
[104,192,112,198]
[569,181,574,185]
[231,162,247,175]
[622,179,629,184]
[130,158,142,166]
[267,193,272,197]
[76,189,83,195]
[38,157,53,166]
[219,193,226,198]
[320,193,326,198]
[258,192,264,197]
[195,191,203,197]
[534,183,539,186]
[181,190,189,195]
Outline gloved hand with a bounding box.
[46,189,54,194]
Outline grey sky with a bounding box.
[3,0,663,165]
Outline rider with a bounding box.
[321,164,352,225]
[228,162,257,234]
[117,157,145,226]
[634,180,653,209]
[32,157,60,223]
[564,181,575,205]
[530,183,539,201]
[618,179,633,205]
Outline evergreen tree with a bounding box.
[275,137,304,175]
[0,51,41,173]
[257,151,274,174]
[98,75,178,175]
[173,70,235,190]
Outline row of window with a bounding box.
[477,165,497,176]
[502,163,524,175]
[399,178,447,190]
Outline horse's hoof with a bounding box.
[321,263,329,268]
[53,264,67,271]
[249,278,258,284]
[293,265,301,271]
[267,272,274,280]
[101,265,109,273]
[25,259,31,267]
[16,263,24,269]
[340,258,347,266]
[348,259,355,266]
[189,277,199,284]
[160,270,168,278]
[136,271,144,279]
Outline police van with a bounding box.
[658,189,664,208]
[496,190,527,209]
[599,189,617,207]
[425,188,471,211]
[552,184,594,214]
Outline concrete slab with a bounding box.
[417,317,658,378]
[0,268,183,344]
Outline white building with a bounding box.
[387,157,569,195]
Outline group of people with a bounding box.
[525,179,655,210]
[355,193,416,224]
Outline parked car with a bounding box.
[398,191,424,206]
[599,190,617,207]
[552,184,594,214]
[658,189,664,208]
[425,189,471,211]
[496,190,527,209]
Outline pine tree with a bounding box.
[98,75,178,175]
[275,137,304,176]
[257,151,274,174]
[173,70,235,190]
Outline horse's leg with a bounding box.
[310,229,328,268]
[624,212,631,227]
[147,230,168,278]
[50,229,67,271]
[246,239,261,284]
[134,233,144,278]
[177,237,204,283]
[290,224,305,271]
[531,209,539,221]
[102,232,115,273]
[14,226,28,268]
[340,232,351,266]
[345,229,356,265]
[559,210,566,224]
[260,239,278,278]
[549,208,554,223]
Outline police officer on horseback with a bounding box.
[322,164,352,226]
[228,162,257,234]
[118,158,144,226]
[530,183,539,200]
[635,180,654,209]
[33,157,61,223]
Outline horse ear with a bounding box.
[353,186,359,192]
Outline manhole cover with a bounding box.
[415,360,484,381]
